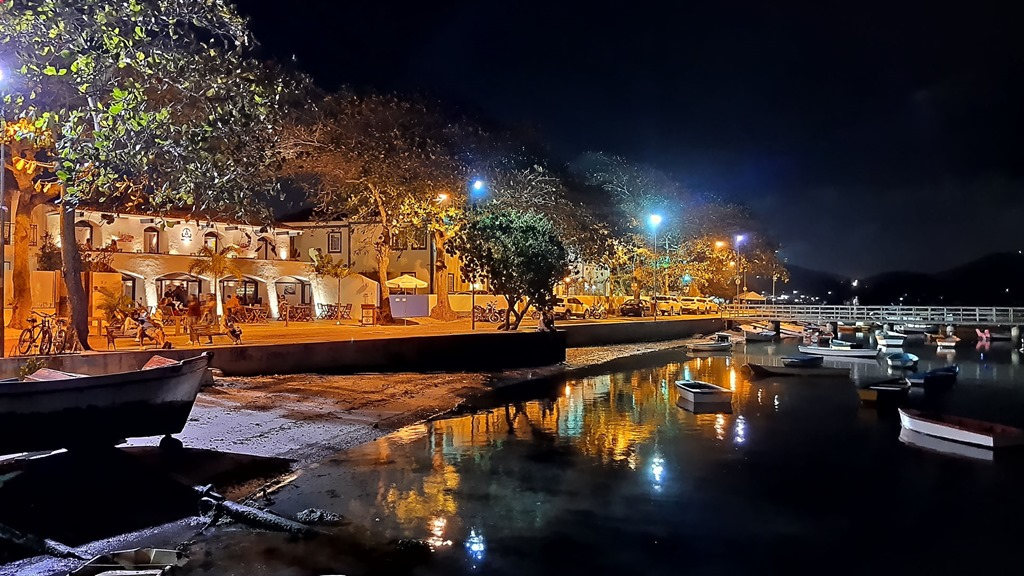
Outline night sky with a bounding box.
[238,1,1023,277]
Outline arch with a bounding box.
[155,272,203,306]
[203,231,221,251]
[219,274,266,307]
[274,275,313,307]
[143,226,161,254]
[74,220,96,249]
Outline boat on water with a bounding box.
[857,380,911,404]
[829,339,858,349]
[896,323,939,334]
[797,344,879,358]
[755,322,805,338]
[675,380,733,404]
[740,324,776,342]
[781,355,823,368]
[0,353,212,456]
[875,330,908,348]
[898,428,994,462]
[935,335,960,349]
[905,365,959,388]
[885,352,919,369]
[898,408,1024,448]
[686,333,734,352]
[976,328,1012,342]
[746,363,850,378]
[675,396,732,414]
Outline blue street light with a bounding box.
[734,234,747,298]
[472,179,485,192]
[649,214,662,227]
[469,179,487,330]
[649,214,663,320]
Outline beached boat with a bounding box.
[797,344,879,358]
[686,333,734,352]
[675,380,733,403]
[899,428,994,461]
[857,380,910,404]
[0,353,212,455]
[905,365,958,388]
[746,363,850,378]
[781,355,823,368]
[875,330,908,348]
[885,352,919,369]
[741,325,776,342]
[71,548,188,576]
[898,408,1024,448]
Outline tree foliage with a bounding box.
[448,210,568,330]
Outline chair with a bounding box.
[339,303,352,319]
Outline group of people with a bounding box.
[123,290,247,347]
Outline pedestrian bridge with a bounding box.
[722,304,1024,327]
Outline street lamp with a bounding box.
[649,214,662,320]
[734,234,746,299]
[469,179,486,330]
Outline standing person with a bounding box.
[185,295,201,331]
[172,284,187,307]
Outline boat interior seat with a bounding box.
[142,355,179,370]
[25,368,88,381]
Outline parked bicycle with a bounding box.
[584,303,608,320]
[18,311,57,355]
[473,302,506,323]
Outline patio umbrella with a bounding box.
[385,274,428,324]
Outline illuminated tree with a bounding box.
[1,0,286,346]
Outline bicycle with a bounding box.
[473,302,505,323]
[584,303,608,320]
[50,317,81,354]
[18,311,57,356]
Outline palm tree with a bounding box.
[188,245,243,322]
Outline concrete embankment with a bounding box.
[0,317,724,378]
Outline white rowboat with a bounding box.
[898,408,1024,448]
[797,345,879,358]
[675,380,733,404]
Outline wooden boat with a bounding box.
[905,365,958,388]
[686,333,734,352]
[798,344,879,358]
[898,408,1024,448]
[675,397,732,414]
[0,353,212,456]
[741,325,776,342]
[675,380,732,403]
[745,363,850,378]
[756,322,804,338]
[896,323,939,334]
[885,352,919,368]
[857,380,910,404]
[875,330,908,348]
[781,355,823,368]
[899,428,994,462]
[830,339,856,349]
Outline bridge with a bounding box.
[722,304,1024,327]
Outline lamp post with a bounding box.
[734,234,746,299]
[649,214,662,320]
[469,180,485,331]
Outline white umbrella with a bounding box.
[385,274,428,324]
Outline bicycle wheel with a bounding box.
[39,329,53,356]
[17,329,35,355]
[52,328,68,354]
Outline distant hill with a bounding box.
[769,252,1024,306]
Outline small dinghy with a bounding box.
[899,428,994,462]
[686,333,734,352]
[674,380,733,404]
[898,408,1024,448]
[885,352,919,369]
[781,355,823,368]
[741,325,776,342]
[875,330,908,348]
[797,344,879,359]
[905,365,958,388]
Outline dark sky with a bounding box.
[238,1,1023,277]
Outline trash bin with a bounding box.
[361,304,376,326]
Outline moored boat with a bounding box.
[0,353,212,455]
[875,330,908,348]
[746,363,850,378]
[898,408,1024,448]
[797,344,879,358]
[781,355,824,368]
[885,352,919,369]
[898,428,994,461]
[741,325,776,342]
[674,379,733,403]
[857,380,910,404]
[905,365,958,388]
[686,332,734,352]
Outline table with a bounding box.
[240,306,269,324]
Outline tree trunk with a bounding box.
[60,201,91,351]
[506,295,526,331]
[429,230,457,321]
[375,240,394,324]
[8,193,46,329]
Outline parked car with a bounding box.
[618,298,652,317]
[653,295,680,316]
[678,296,719,314]
[561,297,589,319]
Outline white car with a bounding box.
[559,297,589,319]
[653,295,679,316]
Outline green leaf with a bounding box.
[43,65,57,75]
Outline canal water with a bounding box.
[185,337,1024,575]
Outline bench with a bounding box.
[189,322,241,345]
[105,323,168,350]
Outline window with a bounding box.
[390,231,407,250]
[144,227,161,254]
[75,221,94,249]
[203,232,218,251]
[256,236,275,260]
[29,225,38,247]
[327,231,342,253]
[448,273,455,293]
[410,228,428,250]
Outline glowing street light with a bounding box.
[649,214,663,320]
[472,179,485,191]
[734,234,748,299]
[468,180,487,330]
[715,240,726,248]
[436,192,449,203]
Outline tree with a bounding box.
[308,248,350,322]
[448,210,568,331]
[1,0,287,348]
[399,194,465,320]
[188,245,242,322]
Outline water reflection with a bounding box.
[264,340,1024,575]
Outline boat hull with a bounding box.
[746,363,850,378]
[857,382,910,404]
[899,428,994,461]
[797,345,879,358]
[0,354,211,455]
[675,380,732,404]
[742,330,775,342]
[687,343,733,352]
[898,408,1024,448]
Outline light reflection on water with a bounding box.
[249,341,1024,575]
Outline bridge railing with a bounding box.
[722,305,1024,326]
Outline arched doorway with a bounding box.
[203,231,219,251]
[144,226,161,254]
[220,276,263,306]
[275,276,312,306]
[75,221,95,249]
[156,273,203,305]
